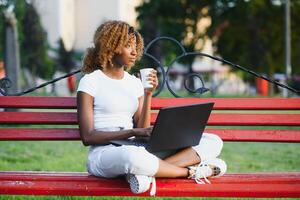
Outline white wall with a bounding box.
[33,0,61,48]
[34,0,141,51]
[60,0,75,51]
[74,0,120,50]
[119,0,141,26]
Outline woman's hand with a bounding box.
[145,69,158,94]
[132,127,153,137]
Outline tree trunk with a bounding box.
[4,10,21,96]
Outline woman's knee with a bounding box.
[210,133,224,154]
[87,146,148,177]
[192,133,224,160]
[124,146,159,176]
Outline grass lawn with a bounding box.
[1,141,300,173]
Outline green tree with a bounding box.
[0,0,26,60]
[206,0,300,79]
[0,1,54,80]
[136,0,208,90]
[56,38,75,73]
[21,3,54,80]
[137,0,300,82]
[290,0,300,75]
[137,0,208,63]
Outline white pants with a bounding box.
[87,133,223,178]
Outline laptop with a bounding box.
[110,102,214,153]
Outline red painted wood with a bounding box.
[0,96,76,109]
[206,113,300,126]
[0,112,77,124]
[0,128,79,140]
[151,113,300,126]
[151,98,300,110]
[209,129,300,142]
[1,96,300,110]
[1,112,299,126]
[1,128,300,142]
[0,172,299,197]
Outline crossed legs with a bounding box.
[154,147,200,177]
[87,133,223,179]
[154,132,224,178]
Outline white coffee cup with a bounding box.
[140,68,153,89]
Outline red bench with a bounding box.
[0,96,299,197]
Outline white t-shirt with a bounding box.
[77,69,144,130]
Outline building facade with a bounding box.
[33,0,141,51]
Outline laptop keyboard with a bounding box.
[127,138,148,147]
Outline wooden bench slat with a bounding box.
[210,129,300,142]
[152,98,300,110]
[207,113,300,126]
[0,172,299,197]
[1,171,300,183]
[0,112,77,124]
[0,128,299,142]
[1,97,300,110]
[152,113,300,126]
[0,96,76,109]
[1,112,300,126]
[0,128,79,140]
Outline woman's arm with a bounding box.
[77,91,151,146]
[134,94,152,128]
[134,70,158,128]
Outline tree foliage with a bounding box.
[136,0,208,66]
[0,0,26,60]
[206,0,300,77]
[136,0,300,80]
[56,38,75,73]
[136,0,211,91]
[21,3,54,79]
[0,1,54,80]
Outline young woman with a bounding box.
[77,20,226,196]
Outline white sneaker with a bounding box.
[126,174,156,196]
[188,158,227,184]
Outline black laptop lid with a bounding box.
[147,102,214,152]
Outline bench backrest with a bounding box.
[0,96,299,142]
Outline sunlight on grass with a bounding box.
[0,141,87,172]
